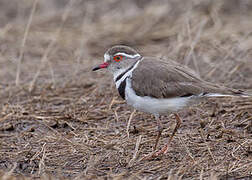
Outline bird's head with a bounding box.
[92,45,142,76]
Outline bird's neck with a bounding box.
[113,60,141,82]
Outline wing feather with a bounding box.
[131,58,242,98]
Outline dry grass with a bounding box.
[0,0,252,179]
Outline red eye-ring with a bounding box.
[113,55,123,62]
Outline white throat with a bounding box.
[114,60,141,88]
[113,68,129,81]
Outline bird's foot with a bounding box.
[140,144,169,161]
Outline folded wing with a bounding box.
[131,58,244,99]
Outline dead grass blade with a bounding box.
[127,110,136,138]
[184,18,207,66]
[29,0,74,92]
[15,0,38,86]
[128,135,142,167]
[38,143,47,175]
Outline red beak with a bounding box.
[92,62,109,71]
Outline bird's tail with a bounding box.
[201,82,252,98]
[202,86,252,98]
[203,92,251,98]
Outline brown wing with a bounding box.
[131,58,242,98]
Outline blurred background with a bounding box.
[1,0,252,89]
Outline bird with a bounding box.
[92,45,250,159]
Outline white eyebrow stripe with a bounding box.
[114,52,141,59]
[104,53,110,62]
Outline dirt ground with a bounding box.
[0,0,252,179]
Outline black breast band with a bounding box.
[117,77,129,99]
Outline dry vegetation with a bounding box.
[0,0,252,179]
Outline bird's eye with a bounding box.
[113,55,123,62]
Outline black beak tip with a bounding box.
[92,66,100,71]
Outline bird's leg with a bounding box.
[154,113,182,156]
[141,113,182,161]
[153,114,163,151]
